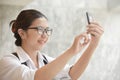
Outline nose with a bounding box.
[41,31,48,38]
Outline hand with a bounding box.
[87,22,104,44]
[69,32,90,54]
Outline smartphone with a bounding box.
[86,12,90,24]
[86,12,95,36]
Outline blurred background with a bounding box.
[0,0,120,80]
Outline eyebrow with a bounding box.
[28,26,50,30]
[37,26,49,29]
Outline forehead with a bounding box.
[31,17,48,28]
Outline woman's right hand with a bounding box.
[69,32,90,55]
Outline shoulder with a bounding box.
[0,54,21,68]
[0,54,36,80]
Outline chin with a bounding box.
[36,41,46,50]
[37,45,45,50]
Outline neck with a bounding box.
[21,44,40,68]
[21,44,38,60]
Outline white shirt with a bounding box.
[0,47,72,80]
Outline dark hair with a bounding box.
[10,9,47,46]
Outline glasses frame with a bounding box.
[27,26,53,36]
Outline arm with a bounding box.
[69,22,104,80]
[35,48,74,80]
[34,32,90,80]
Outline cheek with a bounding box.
[25,32,38,43]
[44,37,48,43]
[30,35,39,42]
[25,31,49,45]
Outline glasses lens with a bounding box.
[47,30,52,36]
[38,29,43,35]
[37,27,52,36]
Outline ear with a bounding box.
[18,29,26,39]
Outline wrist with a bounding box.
[89,40,99,49]
[67,48,76,56]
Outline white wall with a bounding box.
[0,0,33,57]
[0,0,120,80]
[0,5,24,57]
[24,0,120,80]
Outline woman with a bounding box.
[0,9,104,80]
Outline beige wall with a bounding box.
[0,0,33,57]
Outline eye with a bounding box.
[46,28,53,36]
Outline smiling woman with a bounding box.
[1,0,120,80]
[23,1,120,80]
[0,9,104,80]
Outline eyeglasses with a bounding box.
[27,26,53,36]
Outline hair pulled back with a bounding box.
[10,9,47,46]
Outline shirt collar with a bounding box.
[16,47,45,64]
[16,47,31,63]
[38,51,45,61]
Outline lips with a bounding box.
[38,40,46,44]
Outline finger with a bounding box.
[88,30,103,37]
[82,39,90,46]
[90,22,100,26]
[88,30,101,37]
[87,22,100,28]
[75,33,86,44]
[84,34,89,43]
[78,33,89,44]
[88,24,104,32]
[77,33,87,39]
[87,27,104,35]
[87,22,104,31]
[87,25,104,34]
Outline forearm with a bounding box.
[69,42,98,80]
[34,48,74,80]
[70,21,103,79]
